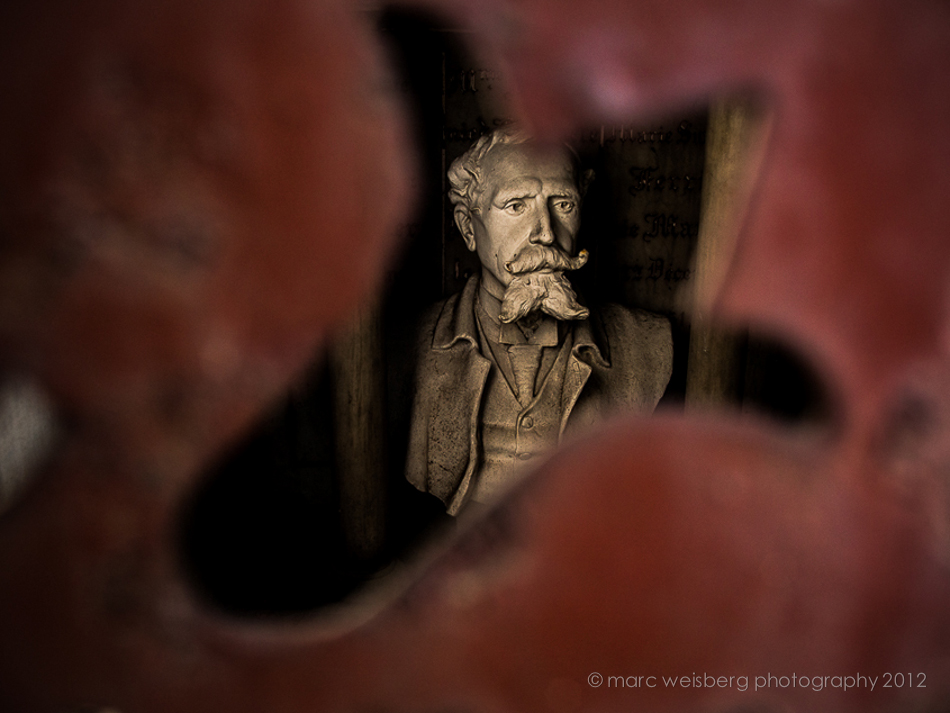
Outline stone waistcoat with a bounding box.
[471,331,574,504]
[406,275,673,515]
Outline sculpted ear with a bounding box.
[454,206,477,252]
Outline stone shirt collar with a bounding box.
[433,275,609,369]
[476,285,560,347]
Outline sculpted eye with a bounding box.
[504,200,526,215]
[554,199,576,213]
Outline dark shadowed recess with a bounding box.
[178,8,464,617]
[178,7,830,617]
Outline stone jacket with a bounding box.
[406,276,673,514]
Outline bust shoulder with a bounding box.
[415,276,481,353]
[589,302,673,407]
[596,303,671,350]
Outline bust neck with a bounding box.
[479,267,507,302]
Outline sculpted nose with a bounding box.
[529,205,556,245]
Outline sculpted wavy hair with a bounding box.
[446,128,529,213]
[447,128,592,214]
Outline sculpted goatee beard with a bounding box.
[498,245,590,324]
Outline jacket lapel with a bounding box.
[559,316,609,436]
[407,277,491,512]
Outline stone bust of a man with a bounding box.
[406,128,673,515]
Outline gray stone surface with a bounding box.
[0,376,58,515]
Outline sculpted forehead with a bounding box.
[478,143,577,204]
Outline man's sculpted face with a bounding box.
[463,143,582,299]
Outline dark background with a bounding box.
[179,7,827,617]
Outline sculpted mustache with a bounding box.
[505,246,589,275]
[499,272,590,323]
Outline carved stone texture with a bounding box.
[407,131,673,513]
[0,0,950,712]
